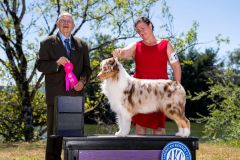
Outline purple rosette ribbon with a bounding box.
[64,62,78,91]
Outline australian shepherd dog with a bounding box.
[97,57,190,137]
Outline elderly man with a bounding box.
[37,12,92,160]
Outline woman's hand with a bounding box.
[112,48,122,58]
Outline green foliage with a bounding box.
[196,69,240,142]
[0,87,47,142]
[31,89,47,139]
[215,34,230,46]
[0,88,23,142]
[228,48,240,69]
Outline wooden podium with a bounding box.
[63,135,199,160]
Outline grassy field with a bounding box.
[0,123,239,160]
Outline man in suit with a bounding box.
[37,12,92,160]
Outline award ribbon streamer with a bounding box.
[64,62,78,91]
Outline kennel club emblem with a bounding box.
[161,141,192,160]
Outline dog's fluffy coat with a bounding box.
[97,58,190,137]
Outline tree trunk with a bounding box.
[21,81,34,141]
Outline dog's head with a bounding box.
[97,57,119,81]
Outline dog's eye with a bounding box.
[110,60,115,65]
[103,66,108,71]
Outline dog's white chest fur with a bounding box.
[101,67,130,112]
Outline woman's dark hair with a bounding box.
[134,16,154,31]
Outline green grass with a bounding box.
[85,121,204,138]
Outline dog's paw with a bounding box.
[175,132,184,137]
[115,131,127,137]
[175,128,184,137]
[115,131,120,136]
[183,128,190,137]
[175,128,190,137]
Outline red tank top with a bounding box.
[132,39,169,129]
[134,39,169,79]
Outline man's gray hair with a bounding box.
[57,12,74,21]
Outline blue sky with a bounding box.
[150,0,240,61]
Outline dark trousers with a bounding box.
[46,105,63,160]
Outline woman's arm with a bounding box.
[112,42,136,59]
[167,42,181,82]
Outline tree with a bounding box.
[0,0,158,141]
[181,48,221,117]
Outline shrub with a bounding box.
[195,69,240,142]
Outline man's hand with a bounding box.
[56,56,70,66]
[73,81,84,91]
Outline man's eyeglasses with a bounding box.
[59,19,73,24]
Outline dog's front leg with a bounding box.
[115,111,131,137]
[115,113,122,136]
